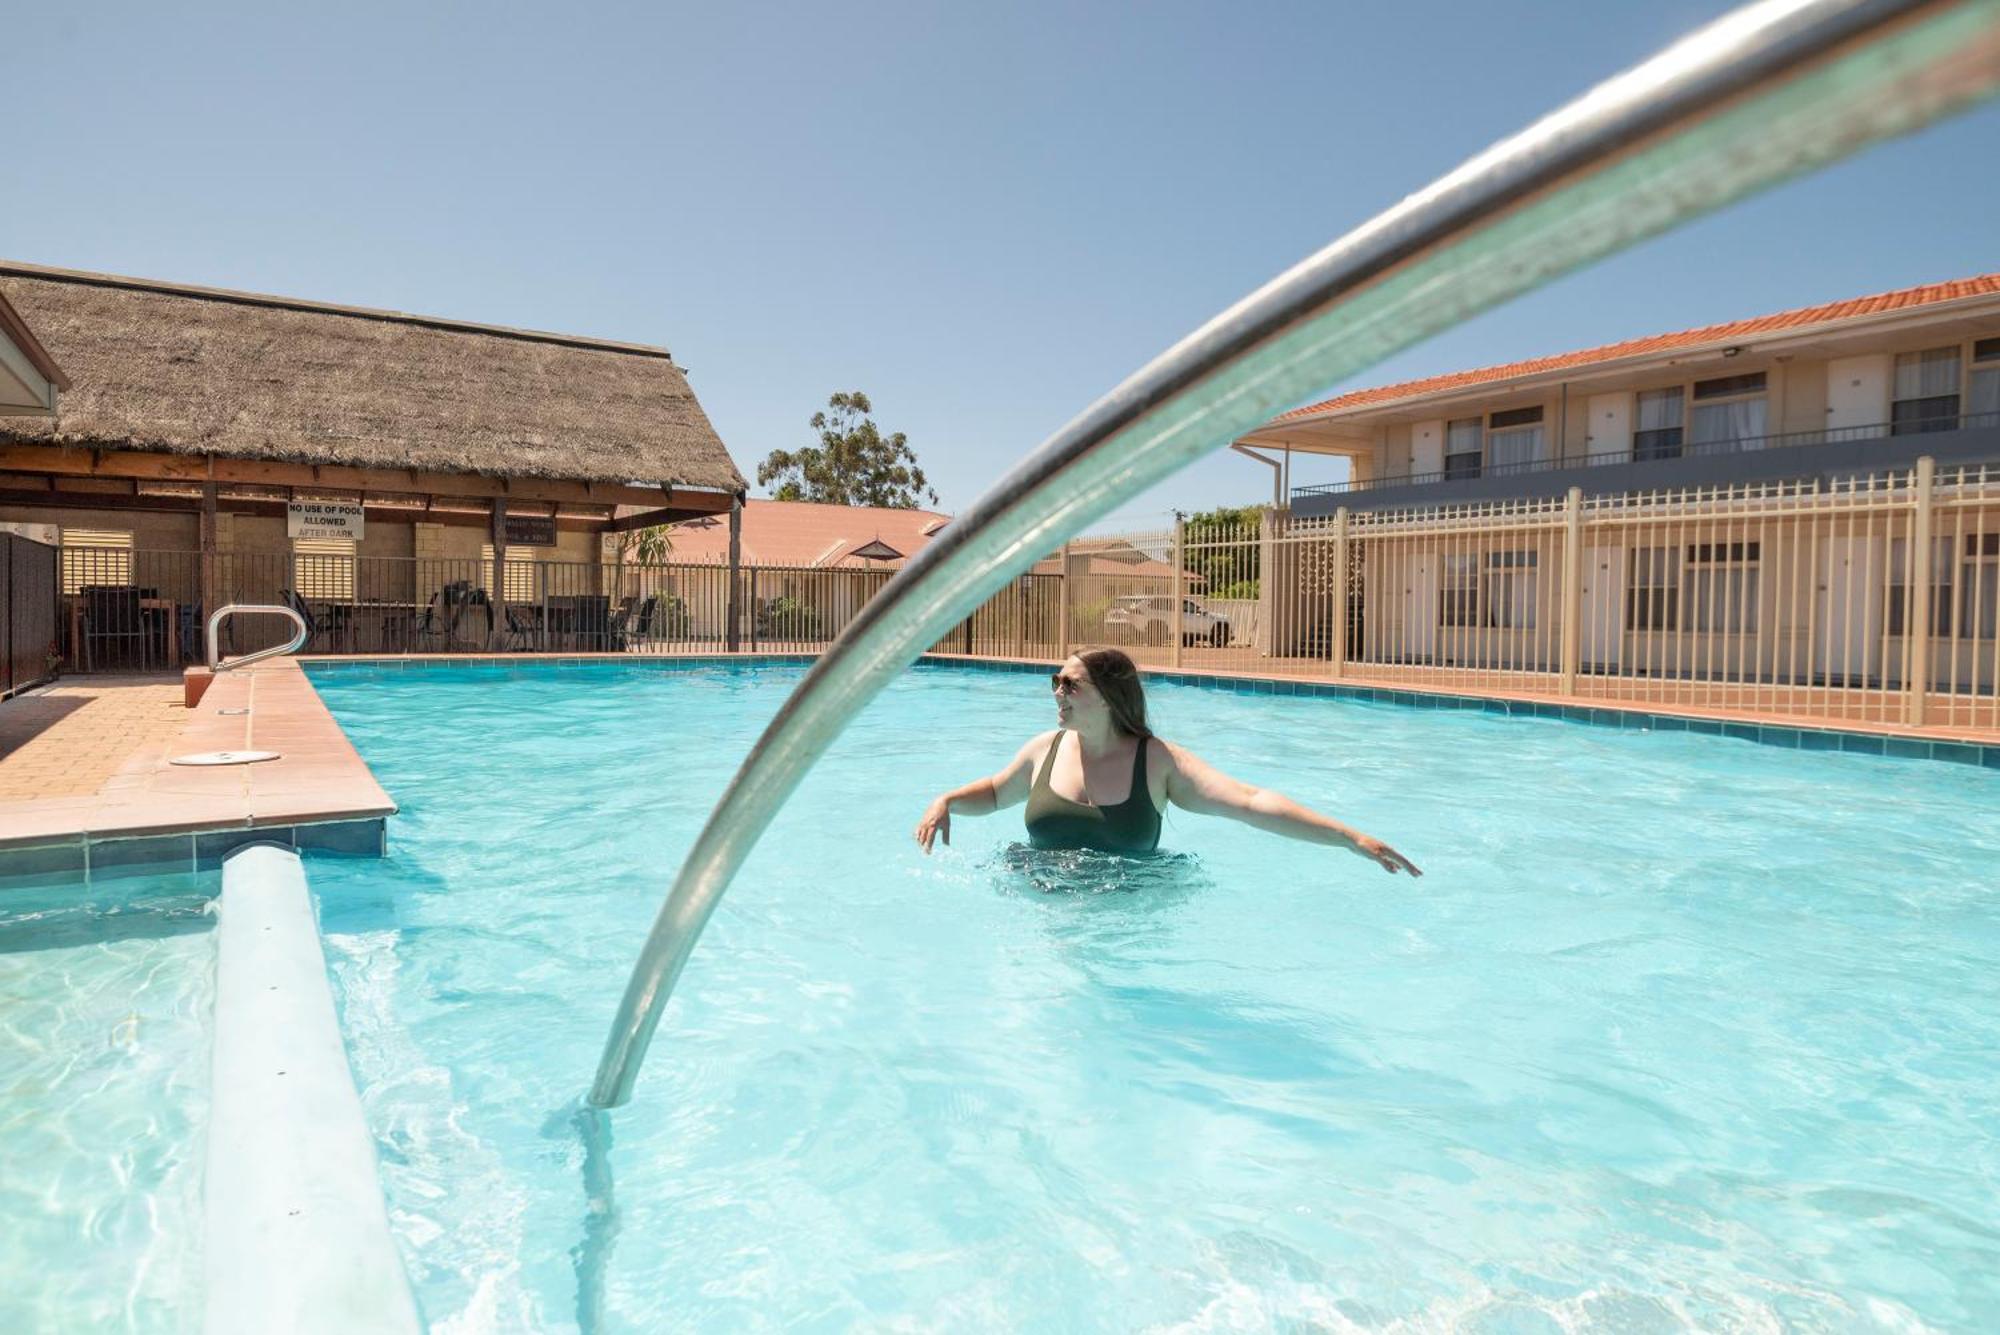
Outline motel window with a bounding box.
[1439,553,1480,626]
[58,528,134,595]
[1483,550,1537,630]
[1891,346,1962,435]
[1685,541,1760,634]
[1963,532,2000,641]
[293,536,356,601]
[1633,388,1685,461]
[1886,537,1954,637]
[1443,418,1482,480]
[1688,372,1767,451]
[1626,546,1680,631]
[1968,337,2000,424]
[1486,406,1546,473]
[480,543,545,604]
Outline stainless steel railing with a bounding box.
[591,0,2000,1108]
[207,604,309,672]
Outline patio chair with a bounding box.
[502,605,540,652]
[80,585,149,672]
[572,595,612,652]
[607,595,639,651]
[281,589,348,654]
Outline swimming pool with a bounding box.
[307,660,2000,1330]
[0,871,214,1334]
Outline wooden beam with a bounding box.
[599,506,716,533]
[0,486,198,513]
[0,445,737,513]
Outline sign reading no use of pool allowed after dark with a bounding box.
[286,500,365,542]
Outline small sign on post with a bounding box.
[503,514,557,547]
[286,500,365,542]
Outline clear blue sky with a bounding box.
[11,2,1997,533]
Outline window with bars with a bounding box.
[1887,536,1954,638]
[1483,550,1537,630]
[293,536,356,600]
[1685,540,1760,633]
[1633,388,1685,461]
[1443,418,1482,480]
[1626,546,1680,630]
[1439,553,1480,626]
[480,544,545,603]
[1689,372,1767,450]
[59,528,133,594]
[1891,346,1962,436]
[1962,532,2000,641]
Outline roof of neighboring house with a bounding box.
[662,498,952,567]
[0,261,745,492]
[1272,271,2000,423]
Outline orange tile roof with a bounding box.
[1275,272,2000,422]
[661,498,951,567]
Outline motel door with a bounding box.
[1814,537,1883,684]
[1399,551,1438,660]
[1578,546,1625,670]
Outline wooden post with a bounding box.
[725,495,742,652]
[1170,515,1186,669]
[1906,455,1936,726]
[199,483,218,635]
[1056,541,1072,662]
[1559,485,1584,695]
[490,498,509,652]
[1329,507,1349,680]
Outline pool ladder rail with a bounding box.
[590,0,2000,1109]
[206,603,309,673]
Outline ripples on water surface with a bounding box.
[0,874,214,1333]
[307,662,2000,1332]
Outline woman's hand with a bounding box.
[1353,834,1421,877]
[914,797,952,854]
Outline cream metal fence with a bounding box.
[52,461,2000,737]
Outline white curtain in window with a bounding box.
[1689,397,1767,448]
[1445,419,1482,455]
[1970,367,2000,419]
[1636,388,1683,431]
[1487,426,1546,469]
[1894,347,1961,400]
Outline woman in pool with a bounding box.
[915,648,1421,874]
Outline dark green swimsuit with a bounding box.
[1024,732,1162,854]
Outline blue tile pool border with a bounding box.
[0,817,388,892]
[295,652,2000,771]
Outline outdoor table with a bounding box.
[68,596,180,667]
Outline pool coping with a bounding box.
[296,650,2000,769]
[0,660,395,882]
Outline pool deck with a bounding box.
[0,660,394,876]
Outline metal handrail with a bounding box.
[590,0,2000,1108]
[206,604,309,672]
[1294,409,2000,497]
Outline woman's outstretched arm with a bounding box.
[1161,741,1421,876]
[915,731,1051,854]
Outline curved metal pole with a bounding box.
[207,604,309,672]
[592,0,2000,1108]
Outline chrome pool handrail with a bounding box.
[207,604,309,672]
[591,0,2000,1108]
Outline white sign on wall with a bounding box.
[286,500,366,542]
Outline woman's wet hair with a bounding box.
[1075,648,1150,737]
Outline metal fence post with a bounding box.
[1559,485,1584,695]
[1906,455,1936,726]
[1056,541,1072,661]
[725,496,743,652]
[1329,507,1348,680]
[1170,515,1185,669]
[748,568,758,652]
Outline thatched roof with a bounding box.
[0,262,745,492]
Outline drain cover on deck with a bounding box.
[169,751,282,767]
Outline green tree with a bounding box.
[757,391,937,509]
[1184,505,1263,599]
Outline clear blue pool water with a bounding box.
[0,872,214,1333]
[307,662,2000,1332]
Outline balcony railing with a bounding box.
[1292,408,2000,499]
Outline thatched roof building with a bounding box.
[0,262,744,496]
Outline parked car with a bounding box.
[1102,595,1231,647]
